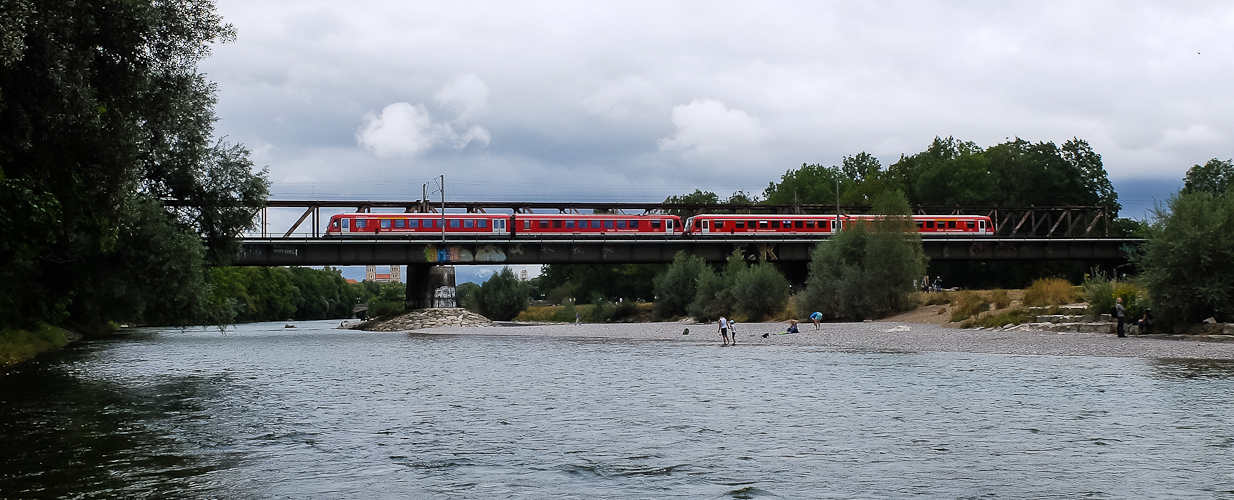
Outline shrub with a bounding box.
[732,260,791,321]
[969,308,1034,328]
[949,291,990,322]
[990,289,1010,310]
[803,190,928,320]
[1136,188,1234,325]
[0,325,69,366]
[923,291,953,305]
[653,252,707,319]
[1022,278,1080,307]
[476,267,531,321]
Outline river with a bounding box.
[3,320,1234,498]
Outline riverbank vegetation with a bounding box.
[0,0,267,347]
[0,325,70,367]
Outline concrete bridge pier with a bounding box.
[405,265,457,310]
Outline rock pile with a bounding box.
[358,308,495,332]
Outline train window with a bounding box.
[771,221,780,229]
[759,221,768,229]
[356,220,366,228]
[380,219,391,228]
[464,220,474,228]
[806,221,815,228]
[666,220,673,229]
[395,220,405,228]
[565,220,575,229]
[715,220,724,229]
[524,220,531,229]
[630,220,639,228]
[917,221,924,228]
[966,221,974,228]
[794,221,804,228]
[605,220,614,229]
[408,220,418,228]
[947,221,956,229]
[538,220,549,228]
[450,220,460,228]
[617,220,627,228]
[748,220,756,228]
[926,221,935,229]
[651,220,662,229]
[735,221,745,228]
[478,220,487,228]
[332,220,339,228]
[590,220,601,228]
[553,220,562,228]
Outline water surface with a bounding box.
[3,321,1234,498]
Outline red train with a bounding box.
[325,213,992,237]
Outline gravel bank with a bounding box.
[416,321,1234,360]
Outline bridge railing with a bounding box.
[239,200,1113,239]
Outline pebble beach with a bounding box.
[417,320,1234,360]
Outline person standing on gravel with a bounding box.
[810,311,823,330]
[728,318,737,345]
[1115,297,1126,338]
[718,316,730,346]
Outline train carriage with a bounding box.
[511,213,681,237]
[682,214,993,237]
[327,213,511,237]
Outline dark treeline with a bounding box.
[208,267,398,323]
[0,0,267,334]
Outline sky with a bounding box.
[199,1,1234,281]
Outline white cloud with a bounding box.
[659,99,770,156]
[355,102,437,158]
[434,73,489,119]
[584,76,665,119]
[355,75,492,158]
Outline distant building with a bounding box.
[365,265,402,283]
[520,269,528,281]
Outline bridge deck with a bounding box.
[235,237,1141,266]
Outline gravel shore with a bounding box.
[417,320,1234,360]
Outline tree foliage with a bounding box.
[731,261,791,320]
[0,0,267,331]
[477,267,531,321]
[1135,190,1234,325]
[652,251,707,319]
[1183,159,1234,195]
[804,191,927,320]
[535,263,661,304]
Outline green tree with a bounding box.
[477,267,530,320]
[731,261,791,320]
[1183,158,1234,195]
[804,190,927,320]
[1136,190,1234,325]
[688,250,747,322]
[652,251,707,319]
[0,0,267,332]
[456,282,481,312]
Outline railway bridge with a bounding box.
[232,200,1141,308]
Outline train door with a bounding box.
[492,217,507,235]
[666,218,675,234]
[701,219,710,234]
[979,219,987,233]
[341,218,350,234]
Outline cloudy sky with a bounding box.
[201,1,1234,280]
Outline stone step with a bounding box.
[1035,313,1113,323]
[1030,322,1115,334]
[1027,305,1089,315]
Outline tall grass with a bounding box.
[990,289,1011,310]
[1,325,69,367]
[516,302,650,323]
[1084,269,1147,320]
[949,291,991,322]
[1022,278,1080,307]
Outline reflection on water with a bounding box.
[1151,358,1234,380]
[3,321,1234,498]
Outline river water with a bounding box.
[3,321,1234,498]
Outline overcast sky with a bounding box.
[202,0,1233,228]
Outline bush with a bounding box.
[732,261,791,320]
[923,291,954,305]
[803,190,928,320]
[949,291,990,322]
[1022,278,1080,307]
[688,252,745,322]
[990,289,1010,309]
[966,308,1034,328]
[653,252,707,319]
[456,282,481,312]
[476,267,531,320]
[1136,189,1234,325]
[1084,269,1148,321]
[0,324,69,366]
